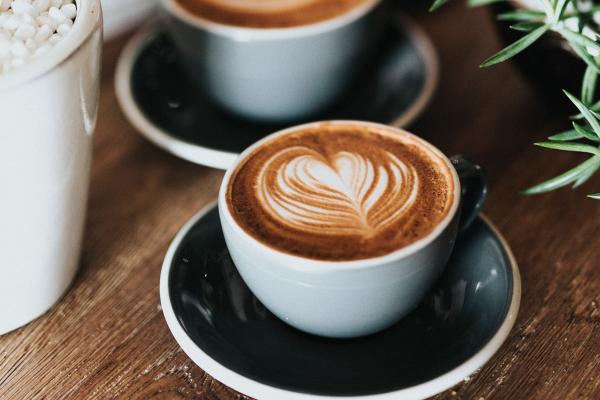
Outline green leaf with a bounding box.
[468,0,505,6]
[573,161,600,187]
[572,99,600,120]
[523,156,600,195]
[510,22,545,32]
[569,42,600,74]
[538,0,555,18]
[572,122,600,141]
[549,129,584,141]
[556,27,600,53]
[497,10,546,21]
[564,90,600,139]
[480,25,550,67]
[534,141,600,155]
[588,193,600,199]
[554,0,571,21]
[431,0,503,10]
[430,0,451,11]
[582,65,598,104]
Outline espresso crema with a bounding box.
[175,0,373,28]
[227,123,456,261]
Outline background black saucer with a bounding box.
[130,17,434,155]
[167,207,516,397]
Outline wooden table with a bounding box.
[1,3,599,399]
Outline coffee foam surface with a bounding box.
[228,123,455,261]
[196,0,324,13]
[175,0,369,28]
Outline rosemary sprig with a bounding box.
[431,0,600,199]
[522,156,600,194]
[480,25,550,67]
[497,10,546,21]
[563,90,600,138]
[572,122,600,141]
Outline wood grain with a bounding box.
[1,3,599,399]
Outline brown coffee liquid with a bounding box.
[227,123,456,261]
[175,0,371,28]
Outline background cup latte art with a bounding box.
[257,147,419,238]
[195,0,323,13]
[172,0,372,28]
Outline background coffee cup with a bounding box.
[218,121,487,338]
[159,0,384,122]
[102,0,158,41]
[0,0,102,335]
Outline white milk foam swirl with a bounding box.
[199,0,319,13]
[257,146,419,237]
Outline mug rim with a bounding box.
[0,0,102,92]
[218,120,462,270]
[160,0,383,41]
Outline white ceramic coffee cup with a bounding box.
[159,0,384,122]
[0,0,102,335]
[218,121,487,338]
[103,0,158,40]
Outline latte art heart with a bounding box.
[257,147,419,237]
[227,123,455,261]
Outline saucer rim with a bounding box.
[159,203,521,400]
[115,16,439,171]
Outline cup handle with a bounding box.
[450,155,488,232]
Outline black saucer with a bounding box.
[116,17,439,170]
[160,205,520,399]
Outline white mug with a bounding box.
[218,121,487,338]
[159,0,384,122]
[0,0,102,335]
[102,0,158,40]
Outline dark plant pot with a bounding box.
[492,3,586,111]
